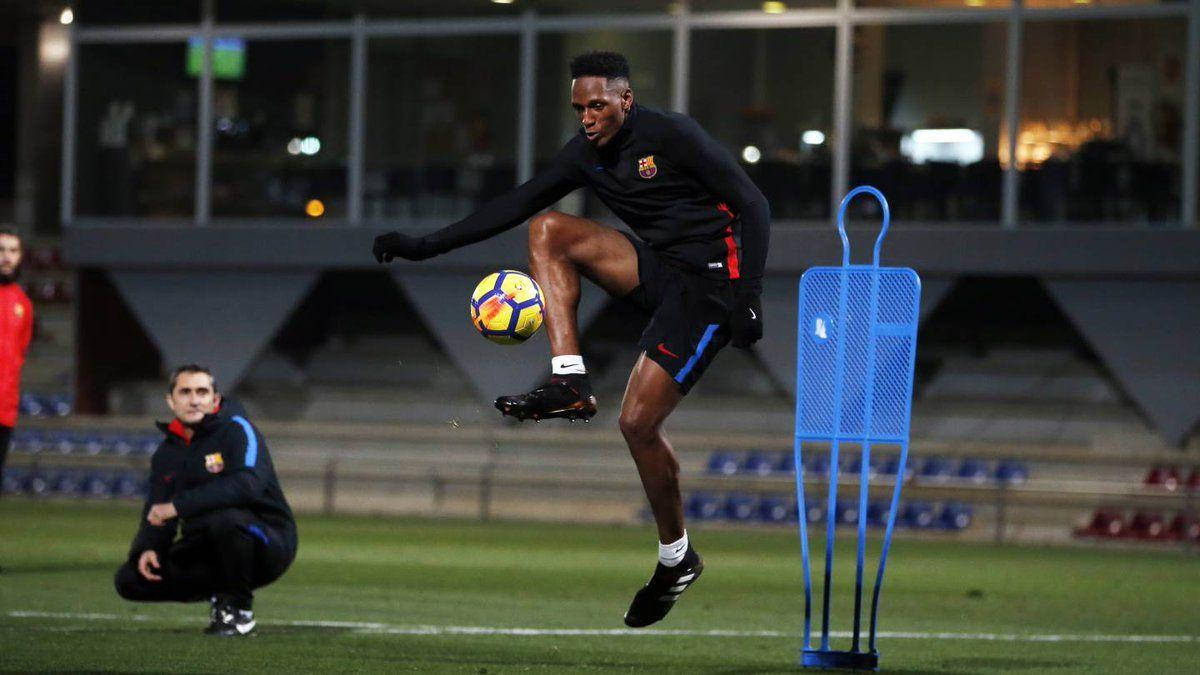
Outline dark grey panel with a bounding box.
[391,269,608,404]
[65,225,1200,276]
[1045,280,1200,446]
[109,271,318,391]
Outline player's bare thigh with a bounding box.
[528,210,639,298]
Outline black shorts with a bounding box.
[621,233,734,395]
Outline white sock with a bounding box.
[551,355,587,376]
[658,531,689,567]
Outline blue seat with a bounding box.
[24,470,54,496]
[137,435,161,457]
[11,429,41,453]
[801,500,827,524]
[995,460,1029,485]
[45,393,73,417]
[687,492,724,521]
[725,493,758,522]
[82,472,114,499]
[2,467,27,494]
[956,458,991,484]
[866,500,893,527]
[903,501,937,529]
[18,393,44,417]
[740,451,776,476]
[919,456,953,483]
[805,453,830,478]
[111,472,147,499]
[79,433,106,456]
[939,502,973,530]
[706,451,739,476]
[46,431,77,455]
[774,451,796,474]
[54,471,85,497]
[758,496,796,523]
[835,500,861,527]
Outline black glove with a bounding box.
[372,231,436,263]
[729,282,763,348]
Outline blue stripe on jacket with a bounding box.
[231,415,258,467]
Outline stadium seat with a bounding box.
[939,502,973,531]
[902,501,937,529]
[739,451,776,477]
[774,450,796,475]
[757,496,796,524]
[1074,509,1126,538]
[995,460,1029,485]
[25,470,54,496]
[46,431,76,455]
[1127,511,1167,540]
[878,454,915,482]
[12,429,41,453]
[802,500,826,525]
[956,459,991,485]
[805,453,830,478]
[866,500,893,527]
[18,393,44,417]
[2,467,26,494]
[846,453,878,480]
[1164,513,1200,541]
[111,472,146,499]
[79,433,106,456]
[705,451,739,476]
[834,500,860,527]
[82,472,114,499]
[919,457,953,483]
[686,492,724,521]
[725,494,758,522]
[54,471,85,497]
[1142,461,1180,487]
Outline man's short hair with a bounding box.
[0,227,22,242]
[167,364,218,393]
[569,51,631,83]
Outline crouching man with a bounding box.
[114,365,297,636]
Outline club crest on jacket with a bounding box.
[637,155,657,179]
[205,452,224,473]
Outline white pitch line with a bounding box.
[5,611,1196,644]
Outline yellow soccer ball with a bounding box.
[469,270,545,344]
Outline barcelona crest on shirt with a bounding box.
[637,155,657,179]
[205,453,224,473]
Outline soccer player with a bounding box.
[372,51,768,627]
[0,228,32,495]
[114,365,297,636]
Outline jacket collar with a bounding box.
[581,102,639,159]
[156,402,222,445]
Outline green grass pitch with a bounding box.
[1,499,1196,673]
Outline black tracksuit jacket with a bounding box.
[423,103,771,288]
[126,401,296,564]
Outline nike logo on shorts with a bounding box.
[657,343,679,359]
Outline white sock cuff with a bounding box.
[551,355,587,375]
[658,531,689,567]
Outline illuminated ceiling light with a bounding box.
[964,0,985,6]
[299,136,321,156]
[741,145,762,164]
[1073,0,1091,4]
[286,138,303,156]
[305,199,326,218]
[59,8,74,25]
[491,0,516,4]
[802,130,826,146]
[762,1,787,13]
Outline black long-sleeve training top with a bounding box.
[423,103,770,287]
[127,400,296,563]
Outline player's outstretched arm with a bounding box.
[373,143,583,263]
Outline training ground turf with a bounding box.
[1,499,1196,673]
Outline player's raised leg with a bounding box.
[495,210,639,421]
[618,354,704,627]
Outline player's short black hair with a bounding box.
[168,364,218,394]
[0,227,22,242]
[569,51,631,83]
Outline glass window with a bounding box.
[1025,0,1176,8]
[217,0,352,21]
[75,43,196,218]
[209,40,350,220]
[1019,19,1187,224]
[850,23,1007,224]
[690,27,835,220]
[535,31,674,221]
[856,0,1008,7]
[365,36,520,224]
[691,0,836,8]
